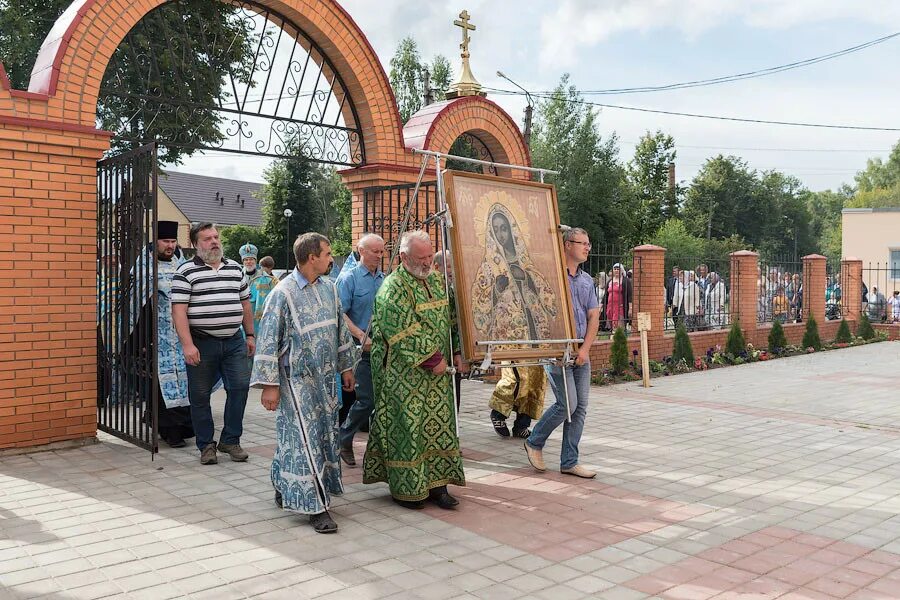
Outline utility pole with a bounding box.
[496,71,533,148]
[423,67,434,106]
[707,197,713,240]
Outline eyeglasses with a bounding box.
[567,240,592,249]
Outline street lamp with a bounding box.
[497,71,534,148]
[283,208,294,268]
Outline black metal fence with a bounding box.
[825,259,846,321]
[663,258,733,332]
[584,247,639,336]
[97,143,158,453]
[362,181,440,270]
[862,262,900,323]
[757,256,804,325]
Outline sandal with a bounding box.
[490,410,510,437]
[309,511,338,533]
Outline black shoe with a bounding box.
[429,487,459,510]
[274,490,283,509]
[166,436,187,448]
[340,445,356,467]
[490,410,510,437]
[309,511,338,533]
[511,427,531,439]
[392,497,425,510]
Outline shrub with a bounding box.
[802,316,822,351]
[767,320,788,353]
[726,321,746,356]
[834,319,852,344]
[857,312,875,340]
[609,327,629,374]
[672,322,694,365]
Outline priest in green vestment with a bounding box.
[363,230,466,509]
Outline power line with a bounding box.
[489,32,900,96]
[503,91,900,131]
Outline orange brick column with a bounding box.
[802,254,827,323]
[729,250,759,343]
[632,244,666,356]
[0,120,110,450]
[841,257,862,319]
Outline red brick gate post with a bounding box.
[729,251,759,344]
[841,257,862,321]
[802,254,827,324]
[632,245,666,358]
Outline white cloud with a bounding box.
[540,0,900,68]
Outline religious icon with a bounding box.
[442,171,576,362]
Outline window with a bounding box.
[892,249,900,280]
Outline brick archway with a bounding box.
[0,3,532,451]
[403,97,531,179]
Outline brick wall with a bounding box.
[0,119,109,449]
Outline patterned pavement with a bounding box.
[2,341,900,599]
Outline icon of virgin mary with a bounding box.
[472,203,558,342]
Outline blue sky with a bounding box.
[178,0,900,192]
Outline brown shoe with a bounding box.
[524,441,545,472]
[200,444,218,465]
[217,442,249,462]
[561,464,597,479]
[340,445,356,467]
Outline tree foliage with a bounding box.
[0,0,256,165]
[389,37,425,123]
[726,321,746,356]
[628,130,680,242]
[767,320,788,352]
[531,75,636,248]
[834,319,852,344]
[672,322,694,365]
[260,139,352,266]
[219,224,272,266]
[802,316,822,351]
[856,312,875,340]
[609,326,629,374]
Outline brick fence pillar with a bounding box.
[841,257,862,319]
[632,244,666,349]
[729,250,759,342]
[802,254,827,323]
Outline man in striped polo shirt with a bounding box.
[172,223,255,465]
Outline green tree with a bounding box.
[682,156,763,245]
[609,327,629,374]
[802,316,822,350]
[0,0,256,165]
[857,313,875,340]
[652,219,705,269]
[855,139,900,192]
[755,171,815,259]
[834,319,852,344]
[531,75,636,248]
[429,55,453,101]
[389,36,424,123]
[726,321,746,356]
[0,0,70,89]
[628,130,680,242]
[219,225,271,265]
[672,322,694,365]
[767,320,788,352]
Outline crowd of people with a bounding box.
[132,221,600,534]
[756,267,803,324]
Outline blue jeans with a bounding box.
[527,362,591,469]
[339,352,373,448]
[186,330,250,450]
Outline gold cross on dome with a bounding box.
[454,10,476,57]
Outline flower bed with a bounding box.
[590,332,889,385]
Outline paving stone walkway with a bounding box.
[2,341,900,599]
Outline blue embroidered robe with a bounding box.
[251,270,357,515]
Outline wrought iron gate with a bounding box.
[362,181,440,263]
[97,143,159,453]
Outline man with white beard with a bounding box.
[172,223,256,465]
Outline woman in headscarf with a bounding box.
[605,263,631,332]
